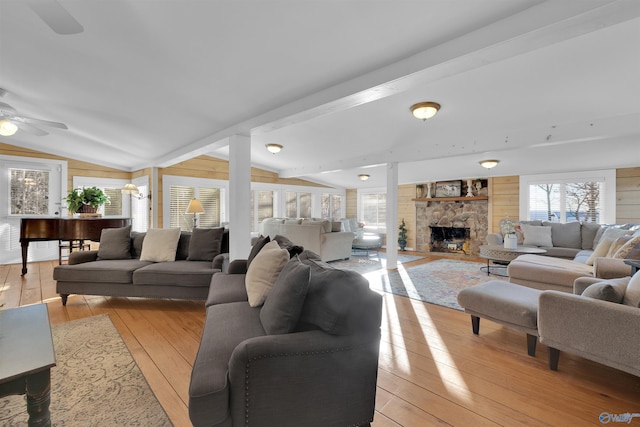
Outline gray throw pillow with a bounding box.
[581,279,628,303]
[260,257,311,334]
[247,235,270,267]
[97,225,132,260]
[187,227,224,261]
[273,234,304,258]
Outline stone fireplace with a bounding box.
[416,199,488,255]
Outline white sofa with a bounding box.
[259,218,355,262]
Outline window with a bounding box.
[164,176,227,230]
[520,170,616,224]
[360,191,386,228]
[10,168,50,215]
[320,193,343,219]
[251,190,275,231]
[285,191,311,218]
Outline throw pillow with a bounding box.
[187,227,225,261]
[245,240,289,307]
[139,228,181,262]
[586,237,615,266]
[581,278,628,303]
[97,225,132,260]
[623,273,640,308]
[542,221,582,249]
[607,236,631,258]
[247,235,270,268]
[613,235,640,259]
[259,257,311,334]
[520,224,553,247]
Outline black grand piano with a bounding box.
[19,217,131,275]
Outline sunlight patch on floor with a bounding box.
[381,294,411,374]
[395,263,472,403]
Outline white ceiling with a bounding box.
[1,0,639,190]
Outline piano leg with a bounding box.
[21,242,29,276]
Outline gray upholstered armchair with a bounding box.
[538,275,640,377]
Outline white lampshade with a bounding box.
[410,102,440,120]
[186,199,205,214]
[0,119,18,136]
[121,183,140,194]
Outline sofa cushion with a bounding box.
[140,228,181,262]
[189,302,265,427]
[543,221,581,249]
[607,236,631,257]
[245,240,289,307]
[187,227,225,261]
[133,260,217,287]
[521,224,553,247]
[581,278,628,303]
[273,234,304,258]
[247,234,270,268]
[176,232,191,260]
[623,273,640,308]
[131,231,146,258]
[301,219,331,233]
[581,222,601,250]
[260,257,311,335]
[298,252,374,335]
[97,225,132,260]
[586,237,615,266]
[54,259,153,283]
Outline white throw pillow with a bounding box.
[586,237,615,266]
[245,240,290,307]
[139,228,181,262]
[520,224,553,247]
[613,235,640,259]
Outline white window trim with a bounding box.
[519,169,616,224]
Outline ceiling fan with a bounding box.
[0,89,68,137]
[26,0,84,35]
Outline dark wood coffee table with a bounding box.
[0,304,56,427]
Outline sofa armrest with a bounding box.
[68,250,99,265]
[212,253,229,272]
[486,232,503,245]
[228,330,380,425]
[538,291,640,376]
[227,259,248,274]
[572,277,603,295]
[593,257,633,279]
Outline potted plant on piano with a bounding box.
[65,186,109,216]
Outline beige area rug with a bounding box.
[0,314,172,426]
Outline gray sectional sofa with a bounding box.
[53,226,228,305]
[487,221,640,292]
[189,245,382,427]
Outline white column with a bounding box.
[228,134,252,261]
[386,162,398,269]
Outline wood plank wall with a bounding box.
[617,167,640,223]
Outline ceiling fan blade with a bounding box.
[15,121,49,136]
[20,115,68,129]
[27,0,84,35]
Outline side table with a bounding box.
[0,304,56,427]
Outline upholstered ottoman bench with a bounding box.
[457,280,542,356]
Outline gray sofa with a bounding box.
[486,221,640,292]
[259,218,355,262]
[189,248,382,427]
[538,275,640,377]
[53,226,229,305]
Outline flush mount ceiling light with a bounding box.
[479,159,500,169]
[358,174,370,181]
[0,119,18,136]
[265,143,283,154]
[410,102,441,121]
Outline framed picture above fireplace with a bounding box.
[435,180,462,197]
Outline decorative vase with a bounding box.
[504,233,517,249]
[425,182,432,198]
[466,179,474,197]
[399,239,407,251]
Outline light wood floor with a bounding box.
[2,256,639,427]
